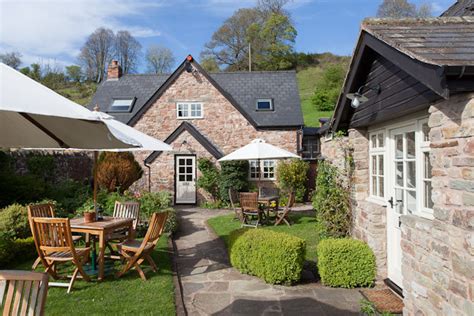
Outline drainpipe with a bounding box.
[144,160,151,192]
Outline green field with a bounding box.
[297,66,334,127]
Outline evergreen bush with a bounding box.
[196,158,220,201]
[219,160,249,202]
[277,159,309,202]
[96,152,143,193]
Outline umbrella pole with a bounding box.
[93,151,98,212]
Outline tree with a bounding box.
[258,0,291,17]
[65,65,82,82]
[311,63,347,111]
[200,56,220,72]
[115,30,142,74]
[202,8,262,71]
[377,0,432,18]
[145,45,175,74]
[96,152,143,193]
[78,27,115,82]
[29,63,41,81]
[0,51,22,69]
[196,158,220,202]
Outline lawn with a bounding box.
[297,66,334,127]
[10,235,175,316]
[207,212,319,262]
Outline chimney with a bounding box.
[107,60,122,80]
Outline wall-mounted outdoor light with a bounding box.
[346,84,381,109]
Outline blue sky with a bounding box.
[0,0,454,71]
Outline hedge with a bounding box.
[317,238,376,288]
[229,229,305,285]
[0,234,36,268]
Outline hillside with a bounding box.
[55,82,98,106]
[297,56,350,127]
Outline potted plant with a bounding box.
[77,199,97,223]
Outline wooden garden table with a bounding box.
[258,195,279,222]
[70,216,133,281]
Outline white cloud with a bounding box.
[0,0,163,65]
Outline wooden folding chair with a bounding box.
[228,188,242,221]
[274,192,295,226]
[27,203,82,270]
[30,218,90,293]
[116,212,168,281]
[0,270,48,316]
[240,192,261,228]
[106,201,140,254]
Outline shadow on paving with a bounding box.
[212,297,359,316]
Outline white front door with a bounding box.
[175,156,196,204]
[387,124,417,288]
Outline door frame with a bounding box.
[174,154,197,205]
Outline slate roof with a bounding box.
[441,0,474,16]
[89,67,303,128]
[362,17,474,66]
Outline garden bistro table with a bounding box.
[70,216,134,281]
[258,195,279,222]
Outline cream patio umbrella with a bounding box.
[218,138,300,191]
[0,63,172,208]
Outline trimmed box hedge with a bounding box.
[229,228,305,285]
[317,238,376,288]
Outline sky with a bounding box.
[0,0,454,71]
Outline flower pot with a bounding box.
[84,211,96,223]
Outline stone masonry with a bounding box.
[401,93,474,316]
[131,69,298,203]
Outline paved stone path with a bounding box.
[173,207,363,316]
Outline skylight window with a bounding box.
[256,99,273,111]
[109,98,135,112]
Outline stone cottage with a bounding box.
[89,56,306,204]
[320,7,474,316]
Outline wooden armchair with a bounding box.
[30,218,90,293]
[274,191,295,226]
[27,203,82,270]
[240,192,260,228]
[0,270,48,316]
[116,212,168,281]
[228,188,242,221]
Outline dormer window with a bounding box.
[109,98,135,112]
[256,99,273,111]
[177,102,203,119]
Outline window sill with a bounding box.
[249,179,276,182]
[177,117,204,120]
[366,196,387,207]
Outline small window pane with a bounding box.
[396,162,403,186]
[395,188,404,214]
[372,156,377,174]
[407,190,416,214]
[110,99,134,112]
[377,133,384,147]
[179,167,185,173]
[424,181,433,209]
[187,167,192,173]
[422,122,430,142]
[406,132,416,158]
[395,135,403,159]
[378,177,384,197]
[372,176,377,195]
[424,152,432,179]
[186,159,192,165]
[378,156,384,176]
[187,175,193,181]
[371,135,377,148]
[179,175,185,181]
[407,161,416,188]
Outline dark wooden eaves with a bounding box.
[144,121,223,164]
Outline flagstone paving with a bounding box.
[173,207,363,316]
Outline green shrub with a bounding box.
[0,204,29,239]
[48,179,90,215]
[138,191,172,217]
[229,229,305,285]
[0,233,14,268]
[196,158,220,201]
[277,159,309,202]
[96,152,143,193]
[26,154,55,181]
[219,160,249,202]
[317,238,376,288]
[13,237,36,260]
[138,207,177,236]
[312,161,351,238]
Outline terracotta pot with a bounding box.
[84,211,96,223]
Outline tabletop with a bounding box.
[70,216,133,231]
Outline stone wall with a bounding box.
[401,93,474,316]
[131,69,298,203]
[320,131,387,279]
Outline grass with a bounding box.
[297,66,334,127]
[208,212,319,262]
[10,235,175,316]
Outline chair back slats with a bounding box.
[27,204,54,219]
[240,193,258,211]
[0,271,48,316]
[113,201,140,229]
[31,218,74,254]
[259,187,280,198]
[143,212,168,246]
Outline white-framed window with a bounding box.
[256,99,273,111]
[418,118,434,213]
[176,102,203,119]
[369,130,385,200]
[109,98,135,112]
[249,160,276,180]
